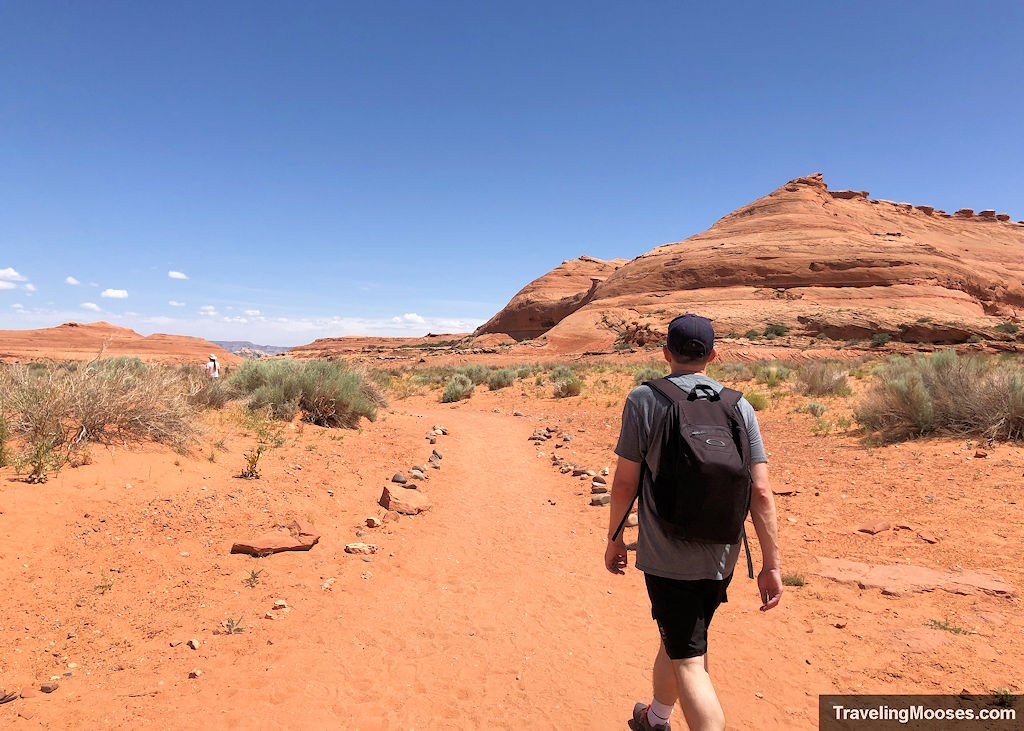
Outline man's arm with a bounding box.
[604,456,641,574]
[749,461,783,611]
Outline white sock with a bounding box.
[648,699,673,726]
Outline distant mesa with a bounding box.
[0,321,239,365]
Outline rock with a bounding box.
[973,450,988,459]
[626,513,639,527]
[431,449,443,460]
[831,189,869,200]
[273,600,288,610]
[914,205,934,215]
[188,669,202,679]
[384,510,400,522]
[513,411,524,417]
[169,640,183,647]
[391,472,408,484]
[917,531,939,544]
[572,467,587,477]
[560,466,572,474]
[977,209,997,219]
[590,494,611,506]
[591,484,609,494]
[429,437,437,444]
[366,516,382,528]
[345,542,377,555]
[230,519,321,557]
[814,557,1014,597]
[40,682,59,693]
[954,208,974,217]
[600,467,609,476]
[409,471,426,481]
[321,578,336,591]
[379,485,432,515]
[592,475,607,485]
[856,520,891,535]
[264,612,275,620]
[187,639,199,650]
[995,213,1010,221]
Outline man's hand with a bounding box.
[605,538,627,575]
[758,567,783,611]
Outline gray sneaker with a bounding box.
[632,702,671,731]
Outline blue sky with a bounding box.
[2,1,1022,345]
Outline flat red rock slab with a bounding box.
[231,519,320,557]
[379,485,432,515]
[814,557,1014,598]
[856,520,891,534]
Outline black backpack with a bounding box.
[613,378,752,545]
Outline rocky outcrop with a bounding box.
[480,174,1024,352]
[230,519,321,557]
[0,321,240,365]
[476,256,627,340]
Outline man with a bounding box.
[605,314,782,731]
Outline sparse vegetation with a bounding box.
[552,375,583,398]
[926,617,971,635]
[244,569,264,588]
[763,324,789,338]
[224,616,245,634]
[95,573,114,594]
[994,322,1019,335]
[633,366,666,385]
[782,574,805,587]
[743,329,760,339]
[753,362,792,388]
[230,358,385,427]
[870,332,892,347]
[441,374,474,403]
[238,446,263,479]
[795,361,852,396]
[855,350,1024,441]
[486,368,516,390]
[744,391,769,411]
[0,412,10,468]
[810,418,832,436]
[805,402,827,417]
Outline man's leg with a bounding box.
[652,642,678,706]
[672,654,724,731]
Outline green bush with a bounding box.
[0,411,10,467]
[486,368,516,390]
[552,376,583,398]
[229,359,385,427]
[744,391,769,411]
[549,365,576,381]
[753,362,792,387]
[441,374,474,403]
[805,401,827,417]
[994,322,1019,335]
[708,361,755,382]
[763,324,789,337]
[743,329,760,339]
[456,364,490,385]
[855,350,1024,441]
[795,361,851,396]
[633,366,666,385]
[871,333,892,347]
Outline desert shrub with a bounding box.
[486,368,516,390]
[743,329,760,339]
[456,364,490,385]
[855,350,1024,441]
[0,360,201,478]
[633,366,666,385]
[441,374,474,402]
[870,333,892,347]
[0,410,10,467]
[763,324,789,338]
[552,375,583,398]
[549,365,576,381]
[744,391,769,411]
[407,365,456,387]
[994,322,1019,335]
[753,361,793,387]
[804,401,827,417]
[708,361,755,382]
[795,361,851,396]
[230,359,385,427]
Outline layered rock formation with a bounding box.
[476,255,628,340]
[0,321,240,365]
[487,174,1024,352]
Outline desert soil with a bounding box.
[1,372,1022,729]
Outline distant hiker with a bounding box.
[605,314,782,731]
[205,354,220,379]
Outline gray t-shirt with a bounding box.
[614,373,767,581]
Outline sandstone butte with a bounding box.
[469,173,1024,354]
[0,320,239,365]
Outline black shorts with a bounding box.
[644,572,733,660]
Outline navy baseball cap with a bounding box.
[666,314,715,358]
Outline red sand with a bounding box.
[1,373,1021,728]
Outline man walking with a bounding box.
[605,314,782,731]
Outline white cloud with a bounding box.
[168,270,188,280]
[81,302,102,312]
[169,300,186,307]
[244,309,261,316]
[24,283,37,292]
[0,267,27,282]
[65,276,80,285]
[392,312,426,325]
[199,305,217,317]
[0,281,15,290]
[101,288,128,298]
[11,303,24,309]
